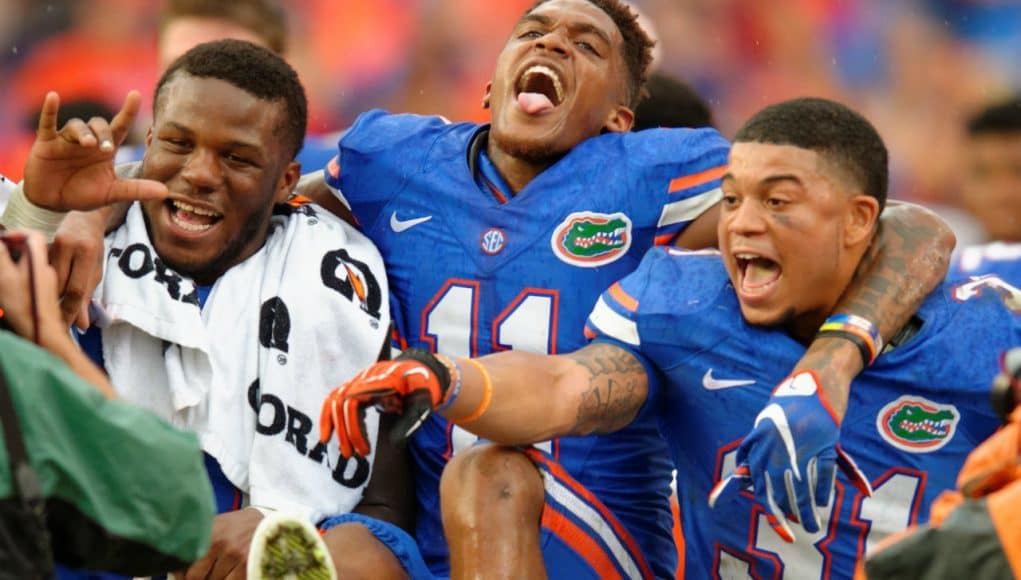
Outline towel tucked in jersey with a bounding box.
[93,201,389,523]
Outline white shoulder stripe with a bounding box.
[588,297,640,346]
[657,187,722,227]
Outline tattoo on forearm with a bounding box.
[568,343,647,435]
[843,207,952,338]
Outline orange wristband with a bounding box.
[454,358,493,424]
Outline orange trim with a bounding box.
[541,507,622,580]
[668,165,727,194]
[671,495,685,579]
[654,232,678,246]
[608,282,639,312]
[525,449,654,579]
[327,156,340,179]
[583,326,597,340]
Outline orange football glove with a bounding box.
[320,348,450,458]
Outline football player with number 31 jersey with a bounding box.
[318,98,1007,579]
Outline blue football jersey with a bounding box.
[586,247,1015,579]
[953,242,1021,287]
[326,110,730,577]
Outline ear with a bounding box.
[482,81,493,110]
[844,194,880,247]
[274,161,302,204]
[145,127,154,147]
[603,104,634,134]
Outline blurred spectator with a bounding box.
[0,229,214,577]
[633,72,715,130]
[960,96,1021,242]
[158,0,286,70]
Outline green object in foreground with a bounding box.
[0,330,214,575]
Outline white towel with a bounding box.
[95,202,388,523]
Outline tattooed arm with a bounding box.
[799,201,955,417]
[437,342,651,445]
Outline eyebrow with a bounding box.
[722,173,804,187]
[517,13,612,48]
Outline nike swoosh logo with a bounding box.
[390,212,432,233]
[702,369,756,390]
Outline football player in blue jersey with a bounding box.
[45,0,952,577]
[299,1,958,577]
[320,97,1015,579]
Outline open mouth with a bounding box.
[735,253,782,296]
[166,199,223,233]
[515,64,565,115]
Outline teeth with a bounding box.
[170,211,213,232]
[521,65,564,103]
[172,199,222,218]
[736,253,759,260]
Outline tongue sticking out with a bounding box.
[742,259,781,290]
[518,92,555,115]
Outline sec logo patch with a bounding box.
[480,228,506,255]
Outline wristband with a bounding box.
[0,181,67,241]
[455,358,493,424]
[435,354,462,413]
[817,313,883,366]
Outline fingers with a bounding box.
[787,468,821,534]
[343,397,372,456]
[105,178,170,205]
[61,118,99,148]
[36,91,60,141]
[333,398,354,458]
[708,464,750,509]
[390,392,433,446]
[813,453,837,509]
[763,476,796,543]
[87,116,115,153]
[183,553,214,580]
[836,445,873,497]
[109,90,142,148]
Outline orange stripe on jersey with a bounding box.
[525,449,654,579]
[654,232,678,246]
[287,194,313,208]
[584,326,598,340]
[327,155,341,179]
[541,507,623,580]
[608,282,639,312]
[668,165,727,194]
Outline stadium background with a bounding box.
[1,0,1019,244]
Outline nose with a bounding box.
[725,199,768,237]
[180,148,222,192]
[534,30,569,58]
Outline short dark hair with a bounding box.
[154,39,307,160]
[633,73,714,131]
[528,0,654,108]
[734,97,888,210]
[160,0,287,54]
[967,97,1021,137]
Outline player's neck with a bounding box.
[485,141,554,195]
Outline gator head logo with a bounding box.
[876,396,960,453]
[551,211,632,267]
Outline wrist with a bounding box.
[0,181,67,241]
[816,313,882,368]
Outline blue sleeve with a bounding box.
[624,127,730,245]
[583,248,664,409]
[324,110,452,231]
[319,513,433,579]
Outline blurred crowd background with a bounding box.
[1,0,1019,243]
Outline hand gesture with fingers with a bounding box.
[23,91,168,212]
[709,371,872,543]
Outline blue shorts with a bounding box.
[526,449,655,579]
